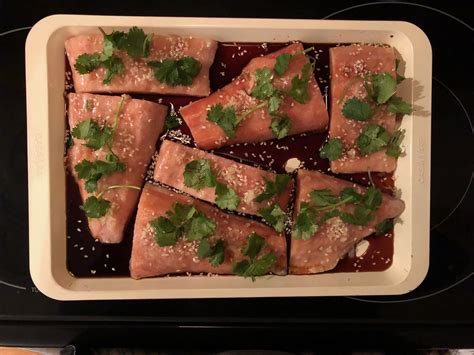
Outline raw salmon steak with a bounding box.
[329,44,397,173]
[65,33,218,96]
[153,140,294,216]
[68,93,167,243]
[180,42,329,149]
[130,184,287,279]
[290,169,405,274]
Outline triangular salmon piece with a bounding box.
[67,93,167,243]
[180,42,329,150]
[290,169,405,274]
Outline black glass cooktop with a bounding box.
[0,0,472,350]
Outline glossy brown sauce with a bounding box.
[66,42,394,277]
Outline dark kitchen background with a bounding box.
[0,0,472,352]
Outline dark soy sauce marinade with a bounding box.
[66,42,395,277]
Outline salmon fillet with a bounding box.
[68,93,167,243]
[290,169,405,274]
[329,44,397,173]
[65,33,218,96]
[153,140,294,216]
[130,184,287,279]
[180,43,329,149]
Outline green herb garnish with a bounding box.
[150,202,216,247]
[388,96,413,114]
[215,182,240,210]
[258,204,287,232]
[72,119,113,150]
[287,62,312,104]
[386,129,405,158]
[292,186,383,239]
[270,114,292,139]
[148,56,202,86]
[375,218,393,235]
[183,159,240,211]
[395,59,405,83]
[183,159,216,190]
[342,98,374,121]
[319,138,343,161]
[164,112,181,130]
[356,124,391,156]
[207,103,240,138]
[232,233,277,280]
[74,53,102,74]
[274,46,314,76]
[81,184,141,218]
[255,174,291,203]
[75,159,125,193]
[197,239,225,266]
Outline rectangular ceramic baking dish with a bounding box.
[26,15,431,300]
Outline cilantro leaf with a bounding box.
[363,186,382,211]
[270,114,292,139]
[342,98,374,121]
[255,174,291,203]
[395,59,405,83]
[340,206,374,226]
[151,202,216,247]
[102,56,125,84]
[74,159,125,193]
[388,96,413,114]
[183,159,217,190]
[74,53,102,74]
[339,188,363,204]
[207,103,239,138]
[251,67,276,100]
[356,124,391,155]
[81,196,111,218]
[241,233,266,261]
[375,218,393,235]
[292,202,318,240]
[287,62,311,104]
[71,119,113,150]
[319,138,343,161]
[164,113,181,130]
[258,204,287,232]
[85,99,94,110]
[121,26,152,59]
[102,30,126,57]
[233,234,277,280]
[198,239,225,266]
[386,129,405,157]
[150,216,180,246]
[370,72,397,104]
[274,53,291,76]
[215,182,240,210]
[148,56,202,86]
[309,189,339,207]
[184,212,216,241]
[240,253,276,279]
[319,209,342,224]
[267,95,282,115]
[66,134,74,150]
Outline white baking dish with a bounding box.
[26,15,431,300]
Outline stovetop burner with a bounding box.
[0,1,472,327]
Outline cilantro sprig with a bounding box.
[164,112,182,130]
[319,138,343,161]
[292,186,383,240]
[258,203,287,232]
[197,239,225,266]
[356,124,404,157]
[232,233,277,280]
[255,174,291,203]
[148,57,202,86]
[274,47,314,77]
[81,184,141,218]
[183,159,240,211]
[150,202,216,247]
[74,27,152,84]
[342,98,374,121]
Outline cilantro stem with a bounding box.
[368,170,375,186]
[238,102,268,122]
[98,27,106,36]
[314,196,353,212]
[300,47,314,55]
[97,184,141,199]
[112,95,126,132]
